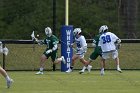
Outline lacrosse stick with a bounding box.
[31,31,43,46]
[115,39,121,50]
[31,31,39,42]
[59,40,76,52]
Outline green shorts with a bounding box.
[90,47,102,60]
[43,50,57,62]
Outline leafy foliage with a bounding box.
[0,0,139,39]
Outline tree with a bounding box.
[118,0,138,38]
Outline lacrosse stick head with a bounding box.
[31,31,35,40]
[3,47,9,55]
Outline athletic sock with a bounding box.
[6,75,10,81]
[82,66,86,71]
[101,68,104,71]
[117,65,120,69]
[40,67,43,72]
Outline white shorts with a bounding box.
[76,48,87,59]
[76,52,85,59]
[102,50,118,59]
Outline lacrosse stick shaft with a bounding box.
[2,43,5,69]
[60,40,76,52]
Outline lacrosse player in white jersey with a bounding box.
[66,28,92,73]
[0,41,13,88]
[98,25,122,75]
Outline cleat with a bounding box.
[65,68,72,73]
[61,56,66,64]
[79,70,84,74]
[35,71,43,75]
[87,65,92,72]
[7,79,13,88]
[117,68,122,73]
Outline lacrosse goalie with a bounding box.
[0,41,13,88]
[32,27,66,75]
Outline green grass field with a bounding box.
[0,71,140,93]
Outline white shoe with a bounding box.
[87,65,92,72]
[117,68,122,73]
[100,70,105,76]
[79,70,84,74]
[7,79,13,88]
[35,71,43,75]
[61,56,66,64]
[65,68,72,73]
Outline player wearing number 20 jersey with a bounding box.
[98,32,119,53]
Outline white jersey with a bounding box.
[98,32,119,52]
[75,35,87,56]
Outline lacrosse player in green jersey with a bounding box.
[79,32,106,74]
[0,41,13,88]
[35,27,65,75]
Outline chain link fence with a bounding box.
[0,40,140,71]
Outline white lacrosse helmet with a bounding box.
[73,28,82,36]
[45,27,52,37]
[99,25,108,34]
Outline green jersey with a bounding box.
[43,35,59,50]
[89,34,102,60]
[93,34,100,46]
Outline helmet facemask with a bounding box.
[73,28,81,38]
[99,25,108,34]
